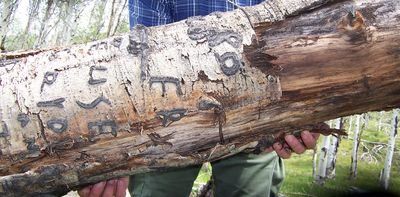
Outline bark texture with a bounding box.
[0,0,399,196]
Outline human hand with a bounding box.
[264,130,320,159]
[78,177,129,197]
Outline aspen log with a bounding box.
[0,0,399,196]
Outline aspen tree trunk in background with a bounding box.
[0,0,400,196]
[106,0,118,37]
[315,135,331,184]
[363,113,370,131]
[380,109,398,189]
[55,0,79,46]
[348,116,353,135]
[378,111,384,132]
[350,115,362,179]
[312,146,318,180]
[111,0,128,36]
[326,118,342,179]
[0,0,20,51]
[22,0,42,50]
[35,0,57,48]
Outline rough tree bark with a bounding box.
[0,0,399,196]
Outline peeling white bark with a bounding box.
[381,109,398,189]
[350,114,361,179]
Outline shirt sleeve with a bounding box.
[128,0,174,28]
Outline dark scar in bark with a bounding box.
[88,120,118,138]
[111,37,123,48]
[149,76,183,96]
[37,98,65,108]
[44,138,75,157]
[89,41,108,52]
[40,72,58,92]
[214,107,226,145]
[127,25,149,55]
[127,24,150,81]
[0,59,20,67]
[197,100,222,111]
[214,52,242,76]
[147,132,173,147]
[74,151,91,162]
[76,95,112,109]
[47,119,68,133]
[0,122,10,138]
[156,109,187,127]
[88,66,107,85]
[17,113,30,128]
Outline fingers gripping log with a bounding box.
[1,0,400,196]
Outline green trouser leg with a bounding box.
[129,165,202,197]
[129,152,284,197]
[212,152,284,197]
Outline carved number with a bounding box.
[76,95,111,109]
[156,109,187,127]
[17,113,30,128]
[208,31,243,48]
[187,28,242,48]
[187,24,244,77]
[47,119,68,133]
[88,120,117,137]
[214,52,242,76]
[0,59,20,67]
[187,27,217,41]
[40,72,58,92]
[0,122,9,138]
[149,76,183,96]
[88,66,107,85]
[37,98,65,108]
[24,138,40,152]
[89,41,108,52]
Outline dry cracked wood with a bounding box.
[0,0,399,196]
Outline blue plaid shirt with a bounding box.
[129,0,265,27]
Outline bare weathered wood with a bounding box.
[0,0,399,196]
